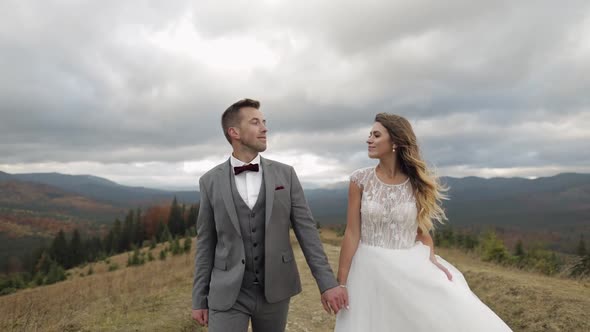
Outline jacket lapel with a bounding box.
[261,157,275,229]
[218,160,241,236]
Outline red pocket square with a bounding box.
[275,185,285,190]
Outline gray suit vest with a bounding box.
[230,172,266,286]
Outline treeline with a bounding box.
[0,197,198,296]
[433,226,590,278]
[126,231,193,268]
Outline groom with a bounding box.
[191,98,346,331]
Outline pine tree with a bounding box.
[103,230,114,255]
[33,272,44,286]
[570,253,590,277]
[51,230,69,268]
[168,197,185,236]
[183,235,192,253]
[28,246,47,275]
[69,229,84,268]
[182,203,186,222]
[111,219,122,253]
[188,227,197,237]
[186,205,198,231]
[156,219,166,242]
[514,239,525,257]
[86,236,103,262]
[134,208,145,247]
[120,210,134,252]
[35,250,53,275]
[169,236,182,255]
[480,231,509,263]
[44,261,66,285]
[159,222,172,243]
[128,246,143,267]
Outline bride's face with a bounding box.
[367,122,395,159]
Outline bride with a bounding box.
[334,113,512,331]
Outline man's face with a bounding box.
[234,107,268,152]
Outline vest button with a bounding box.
[253,243,258,247]
[250,212,255,218]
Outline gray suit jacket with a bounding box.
[192,157,338,310]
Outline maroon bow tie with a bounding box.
[234,163,259,175]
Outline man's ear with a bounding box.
[228,127,240,141]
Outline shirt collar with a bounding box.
[230,154,261,168]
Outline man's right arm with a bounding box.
[192,177,217,311]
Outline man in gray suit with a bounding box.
[191,98,346,331]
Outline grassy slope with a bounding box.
[0,230,588,332]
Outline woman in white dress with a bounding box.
[334,113,512,331]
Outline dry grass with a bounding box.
[435,247,590,332]
[0,229,588,332]
[0,244,201,332]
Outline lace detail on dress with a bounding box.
[351,167,418,249]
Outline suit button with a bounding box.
[254,256,258,261]
[255,270,259,274]
[253,243,258,247]
[252,228,256,233]
[241,259,245,264]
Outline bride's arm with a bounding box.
[336,181,362,291]
[416,229,453,281]
[416,228,435,255]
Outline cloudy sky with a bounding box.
[1,1,589,190]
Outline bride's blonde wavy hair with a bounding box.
[375,113,448,233]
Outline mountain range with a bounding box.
[0,170,588,269]
[0,171,199,207]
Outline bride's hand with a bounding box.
[430,256,453,281]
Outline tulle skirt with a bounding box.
[334,243,512,332]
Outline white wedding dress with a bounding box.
[334,167,512,332]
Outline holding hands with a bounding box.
[321,285,349,314]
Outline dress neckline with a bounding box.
[373,167,410,187]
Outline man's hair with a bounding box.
[221,98,260,143]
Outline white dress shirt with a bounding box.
[230,154,263,209]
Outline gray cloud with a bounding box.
[0,0,589,187]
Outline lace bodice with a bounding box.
[351,167,418,249]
